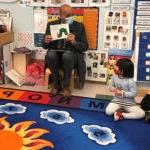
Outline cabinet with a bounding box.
[0,32,14,47]
[0,32,14,84]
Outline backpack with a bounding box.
[141,94,150,111]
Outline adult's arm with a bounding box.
[71,23,88,53]
[42,22,57,49]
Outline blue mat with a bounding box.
[0,99,149,150]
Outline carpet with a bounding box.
[0,88,149,150]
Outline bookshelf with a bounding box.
[0,31,14,84]
[0,32,14,47]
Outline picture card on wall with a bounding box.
[68,0,88,7]
[34,33,44,47]
[86,51,108,82]
[50,24,70,40]
[103,10,131,51]
[89,0,110,7]
[49,0,68,7]
[30,0,49,6]
[19,0,31,6]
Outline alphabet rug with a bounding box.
[0,88,149,150]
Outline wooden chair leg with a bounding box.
[44,68,51,86]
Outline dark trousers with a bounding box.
[45,50,77,88]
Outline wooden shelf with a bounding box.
[0,32,14,47]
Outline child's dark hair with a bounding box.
[116,58,134,78]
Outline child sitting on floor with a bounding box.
[106,58,145,121]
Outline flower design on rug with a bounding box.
[40,109,74,124]
[0,116,54,150]
[0,103,26,114]
[82,125,116,145]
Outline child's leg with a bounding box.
[123,105,145,119]
[106,102,121,116]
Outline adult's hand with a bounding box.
[44,35,53,44]
[66,33,76,43]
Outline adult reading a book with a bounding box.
[43,4,88,97]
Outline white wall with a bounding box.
[0,3,33,32]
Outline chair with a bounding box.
[44,65,84,90]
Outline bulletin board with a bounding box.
[134,0,150,82]
[86,51,108,82]
[34,7,99,50]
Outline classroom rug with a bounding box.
[0,88,149,150]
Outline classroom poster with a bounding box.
[86,51,108,82]
[134,1,150,81]
[83,8,99,49]
[103,10,131,51]
[135,1,150,32]
[34,8,48,47]
[107,49,133,82]
[34,8,48,33]
[137,33,150,81]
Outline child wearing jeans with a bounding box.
[106,58,145,121]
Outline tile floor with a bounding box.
[0,82,149,99]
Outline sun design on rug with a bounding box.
[0,116,54,150]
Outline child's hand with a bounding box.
[110,87,117,93]
[115,90,123,97]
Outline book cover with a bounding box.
[50,24,70,40]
